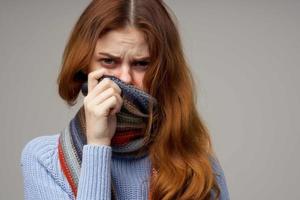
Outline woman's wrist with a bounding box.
[87,138,111,146]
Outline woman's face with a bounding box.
[88,26,150,92]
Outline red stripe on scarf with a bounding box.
[111,130,144,146]
[58,139,78,197]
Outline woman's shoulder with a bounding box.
[209,154,225,176]
[21,134,60,169]
[209,154,231,199]
[20,134,74,198]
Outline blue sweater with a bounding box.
[20,134,230,199]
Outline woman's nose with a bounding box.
[118,65,133,85]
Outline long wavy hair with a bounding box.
[57,0,221,199]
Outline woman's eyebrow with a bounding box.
[98,52,120,59]
[98,52,150,61]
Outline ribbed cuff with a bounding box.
[76,144,112,200]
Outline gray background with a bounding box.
[1,0,299,199]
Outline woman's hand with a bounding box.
[83,68,123,146]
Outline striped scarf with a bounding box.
[58,75,159,199]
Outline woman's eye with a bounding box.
[134,61,149,69]
[100,58,115,65]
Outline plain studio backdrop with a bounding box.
[0,0,299,199]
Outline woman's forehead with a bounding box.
[94,28,150,58]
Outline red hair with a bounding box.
[57,0,221,199]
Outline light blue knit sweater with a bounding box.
[20,134,230,200]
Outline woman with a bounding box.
[21,0,230,199]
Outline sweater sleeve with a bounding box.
[20,135,112,200]
[76,144,112,199]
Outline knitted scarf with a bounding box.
[58,75,159,199]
